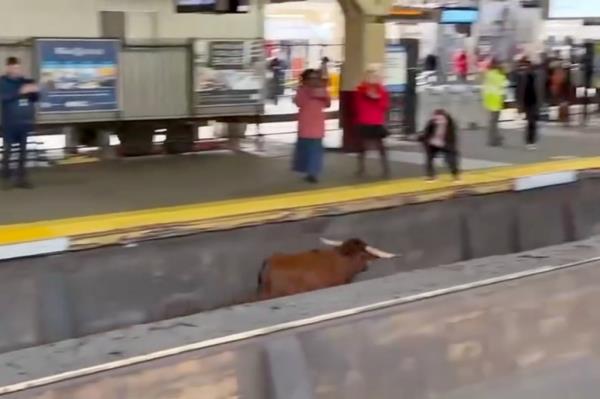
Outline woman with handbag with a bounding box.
[355,65,391,178]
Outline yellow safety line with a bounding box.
[1,157,600,246]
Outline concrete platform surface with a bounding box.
[1,123,600,245]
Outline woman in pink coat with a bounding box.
[293,69,331,183]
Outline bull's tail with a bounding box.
[257,260,272,300]
[257,260,268,293]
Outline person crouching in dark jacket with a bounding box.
[419,109,460,182]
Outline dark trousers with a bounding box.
[2,129,28,183]
[425,144,459,178]
[525,107,538,145]
[488,111,502,146]
[357,138,390,177]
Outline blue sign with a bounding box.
[36,39,119,113]
[440,8,479,24]
[549,0,600,19]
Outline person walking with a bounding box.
[355,65,391,178]
[420,109,460,182]
[551,62,571,125]
[1,56,39,189]
[424,54,438,73]
[268,57,286,105]
[454,50,469,82]
[293,69,331,183]
[319,56,330,81]
[516,58,540,150]
[482,59,508,147]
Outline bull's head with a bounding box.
[321,238,397,261]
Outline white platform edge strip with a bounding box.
[514,171,578,191]
[1,255,599,395]
[0,238,70,261]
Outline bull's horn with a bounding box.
[365,246,398,259]
[321,238,343,246]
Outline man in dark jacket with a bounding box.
[268,57,286,105]
[1,56,39,189]
[516,58,540,149]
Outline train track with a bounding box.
[2,252,600,396]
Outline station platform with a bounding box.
[1,123,600,252]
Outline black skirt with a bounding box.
[359,124,388,140]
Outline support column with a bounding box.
[339,0,388,152]
[263,336,314,399]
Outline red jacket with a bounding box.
[355,82,390,126]
[454,52,468,76]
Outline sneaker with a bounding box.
[526,144,537,151]
[425,177,437,183]
[452,177,463,184]
[305,175,318,184]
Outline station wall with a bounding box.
[0,0,262,40]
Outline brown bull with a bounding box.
[257,238,397,299]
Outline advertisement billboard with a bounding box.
[384,44,407,136]
[384,44,407,93]
[193,39,263,114]
[36,39,120,113]
[547,1,600,19]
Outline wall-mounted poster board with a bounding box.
[384,44,407,136]
[192,39,264,116]
[384,45,407,93]
[35,39,120,114]
[383,39,418,137]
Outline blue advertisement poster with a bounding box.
[36,39,119,113]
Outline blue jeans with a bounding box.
[292,138,323,178]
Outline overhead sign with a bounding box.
[440,7,479,24]
[175,0,248,13]
[520,0,541,7]
[388,6,437,20]
[547,0,600,19]
[193,39,263,114]
[36,39,119,113]
[176,0,217,12]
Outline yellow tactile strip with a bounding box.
[1,157,600,248]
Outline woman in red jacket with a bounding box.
[355,66,390,177]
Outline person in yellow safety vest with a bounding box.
[483,59,509,147]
